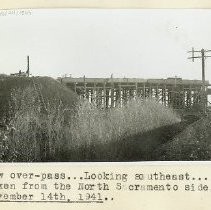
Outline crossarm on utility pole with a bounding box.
[188,56,202,59]
[188,47,211,115]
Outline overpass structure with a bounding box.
[60,76,211,111]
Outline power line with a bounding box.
[188,47,211,115]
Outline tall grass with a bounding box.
[1,86,72,162]
[72,98,180,146]
[0,86,180,162]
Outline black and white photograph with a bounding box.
[1,9,211,162]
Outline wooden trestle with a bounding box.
[60,77,210,110]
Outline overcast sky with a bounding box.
[0,9,211,81]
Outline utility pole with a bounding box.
[188,48,211,115]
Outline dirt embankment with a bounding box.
[1,76,210,162]
[0,76,79,162]
[66,118,196,162]
[112,114,211,162]
[81,119,193,161]
[0,76,78,122]
[153,116,211,161]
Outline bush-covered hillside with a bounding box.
[0,76,78,122]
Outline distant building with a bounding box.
[10,70,28,77]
